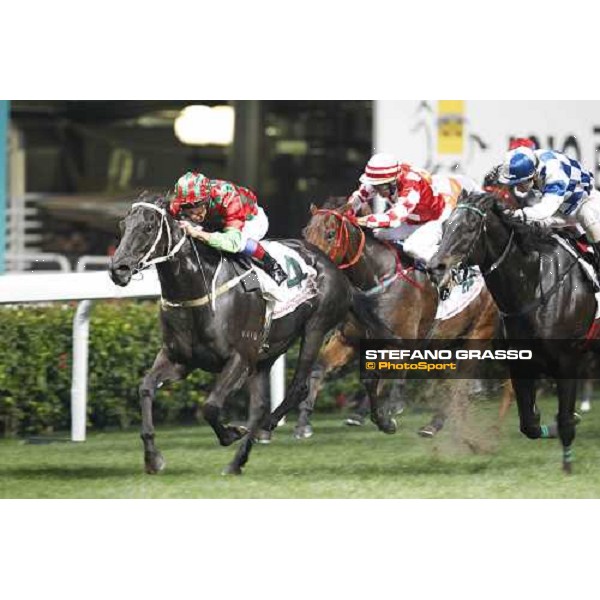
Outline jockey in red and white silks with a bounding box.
[349,153,479,263]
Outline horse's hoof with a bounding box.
[219,425,247,447]
[144,452,166,475]
[221,465,243,476]
[293,425,313,440]
[379,418,397,435]
[254,430,272,444]
[563,462,573,475]
[418,425,438,438]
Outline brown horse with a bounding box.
[294,196,511,439]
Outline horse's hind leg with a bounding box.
[365,376,402,434]
[227,326,330,474]
[295,331,357,439]
[246,369,272,444]
[223,365,271,475]
[202,352,250,447]
[556,378,578,474]
[140,349,189,474]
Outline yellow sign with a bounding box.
[437,100,465,155]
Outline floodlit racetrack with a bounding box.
[2,397,600,498]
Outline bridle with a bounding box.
[129,202,188,272]
[313,207,423,292]
[451,203,515,280]
[314,208,365,269]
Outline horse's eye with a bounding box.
[326,230,336,241]
[146,224,153,233]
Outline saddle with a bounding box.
[229,255,262,293]
[553,232,600,295]
[384,240,427,272]
[557,232,595,267]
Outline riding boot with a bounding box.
[592,243,600,284]
[255,251,288,285]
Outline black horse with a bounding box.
[429,191,598,473]
[109,193,392,475]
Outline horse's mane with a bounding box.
[320,195,352,210]
[460,191,559,253]
[135,190,170,210]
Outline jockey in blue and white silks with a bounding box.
[499,147,600,269]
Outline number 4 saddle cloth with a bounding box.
[253,241,319,319]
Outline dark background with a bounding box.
[10,100,373,257]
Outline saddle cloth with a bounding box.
[252,241,318,320]
[435,266,486,321]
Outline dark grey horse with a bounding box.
[429,191,598,473]
[109,193,392,475]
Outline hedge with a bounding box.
[0,301,350,437]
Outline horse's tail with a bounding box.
[349,288,400,341]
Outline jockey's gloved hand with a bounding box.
[502,208,526,223]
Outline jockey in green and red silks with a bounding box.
[169,171,287,285]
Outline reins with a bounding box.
[314,208,423,291]
[453,202,580,318]
[129,201,248,312]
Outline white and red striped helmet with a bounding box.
[360,153,400,186]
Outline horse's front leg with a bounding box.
[556,378,578,474]
[202,352,250,447]
[511,377,542,439]
[140,349,189,474]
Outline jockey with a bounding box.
[499,147,600,271]
[349,153,472,263]
[169,171,287,285]
[483,137,538,198]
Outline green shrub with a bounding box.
[0,301,214,436]
[0,300,364,437]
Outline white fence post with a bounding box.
[270,353,286,425]
[71,300,93,442]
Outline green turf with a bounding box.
[1,397,600,498]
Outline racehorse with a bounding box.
[428,191,598,473]
[109,193,393,475]
[295,195,504,439]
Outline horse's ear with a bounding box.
[309,203,318,215]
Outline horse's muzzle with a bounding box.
[109,261,133,287]
[427,261,453,301]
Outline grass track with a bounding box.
[2,397,600,498]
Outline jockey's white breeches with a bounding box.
[374,205,453,263]
[372,173,479,263]
[535,190,600,243]
[240,206,269,246]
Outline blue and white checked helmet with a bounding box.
[498,147,538,185]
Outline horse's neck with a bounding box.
[481,217,543,312]
[156,238,220,301]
